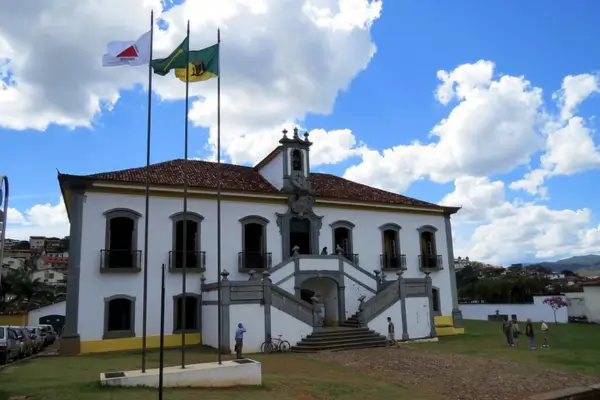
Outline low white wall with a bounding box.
[405,297,430,339]
[27,301,66,324]
[368,300,402,338]
[202,305,218,348]
[229,304,264,353]
[459,295,568,323]
[565,293,586,318]
[583,286,600,323]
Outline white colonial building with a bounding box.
[58,128,463,355]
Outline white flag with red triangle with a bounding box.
[102,31,151,67]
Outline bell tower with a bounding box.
[280,127,312,193]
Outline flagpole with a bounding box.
[180,19,191,370]
[216,27,223,365]
[141,9,154,374]
[158,263,166,400]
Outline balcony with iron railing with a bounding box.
[238,252,272,273]
[99,249,142,273]
[168,251,206,273]
[380,253,407,270]
[419,254,443,272]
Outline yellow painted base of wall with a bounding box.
[79,333,202,354]
[0,314,28,326]
[434,315,465,336]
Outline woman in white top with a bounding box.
[540,321,550,348]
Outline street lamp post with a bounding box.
[0,175,10,289]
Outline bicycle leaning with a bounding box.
[260,334,291,354]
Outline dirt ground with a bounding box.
[309,346,600,400]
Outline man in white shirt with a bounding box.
[540,321,550,348]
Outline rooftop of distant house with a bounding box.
[58,143,459,213]
[582,278,600,287]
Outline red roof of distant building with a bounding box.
[42,256,69,263]
[582,279,600,287]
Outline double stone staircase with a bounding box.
[291,313,388,353]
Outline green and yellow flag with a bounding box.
[151,37,189,76]
[174,44,219,82]
[151,38,219,82]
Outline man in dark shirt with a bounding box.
[387,317,395,347]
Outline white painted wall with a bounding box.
[257,152,284,190]
[270,307,312,346]
[76,189,456,340]
[202,305,218,348]
[32,269,65,285]
[565,293,586,318]
[459,295,569,323]
[28,301,66,325]
[343,278,373,320]
[277,276,295,294]
[405,297,430,339]
[299,258,338,271]
[583,286,600,323]
[368,300,402,338]
[229,304,264,353]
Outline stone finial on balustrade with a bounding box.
[335,244,343,255]
[380,271,387,284]
[374,270,380,278]
[396,270,404,278]
[200,274,207,286]
[292,245,300,256]
[261,270,271,283]
[220,269,230,281]
[357,294,366,312]
[248,270,256,280]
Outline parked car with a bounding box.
[11,327,34,358]
[0,326,21,365]
[39,325,56,346]
[26,327,45,354]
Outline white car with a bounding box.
[26,327,45,353]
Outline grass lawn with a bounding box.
[0,348,436,400]
[420,320,600,376]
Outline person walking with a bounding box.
[512,318,521,347]
[525,318,535,350]
[540,320,550,348]
[504,319,515,347]
[387,317,395,347]
[234,323,246,359]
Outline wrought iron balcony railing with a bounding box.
[238,252,272,272]
[168,251,206,272]
[100,249,142,273]
[380,253,407,270]
[419,254,443,271]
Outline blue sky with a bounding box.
[2,0,600,264]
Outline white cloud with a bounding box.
[1,0,380,166]
[445,178,600,264]
[4,198,69,240]
[510,74,600,197]
[344,60,545,192]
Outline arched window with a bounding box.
[173,293,201,333]
[170,212,205,272]
[239,215,271,271]
[292,149,303,172]
[330,220,357,264]
[418,225,441,270]
[102,208,142,272]
[103,295,136,339]
[379,223,404,269]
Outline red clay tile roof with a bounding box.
[61,157,442,209]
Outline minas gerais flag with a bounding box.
[151,37,219,82]
[102,30,152,67]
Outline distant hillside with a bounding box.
[537,255,600,277]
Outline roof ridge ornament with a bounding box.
[282,128,288,139]
[293,127,299,139]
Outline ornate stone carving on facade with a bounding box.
[290,194,314,216]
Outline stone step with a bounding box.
[304,330,374,340]
[308,327,371,336]
[300,334,385,345]
[291,339,387,353]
